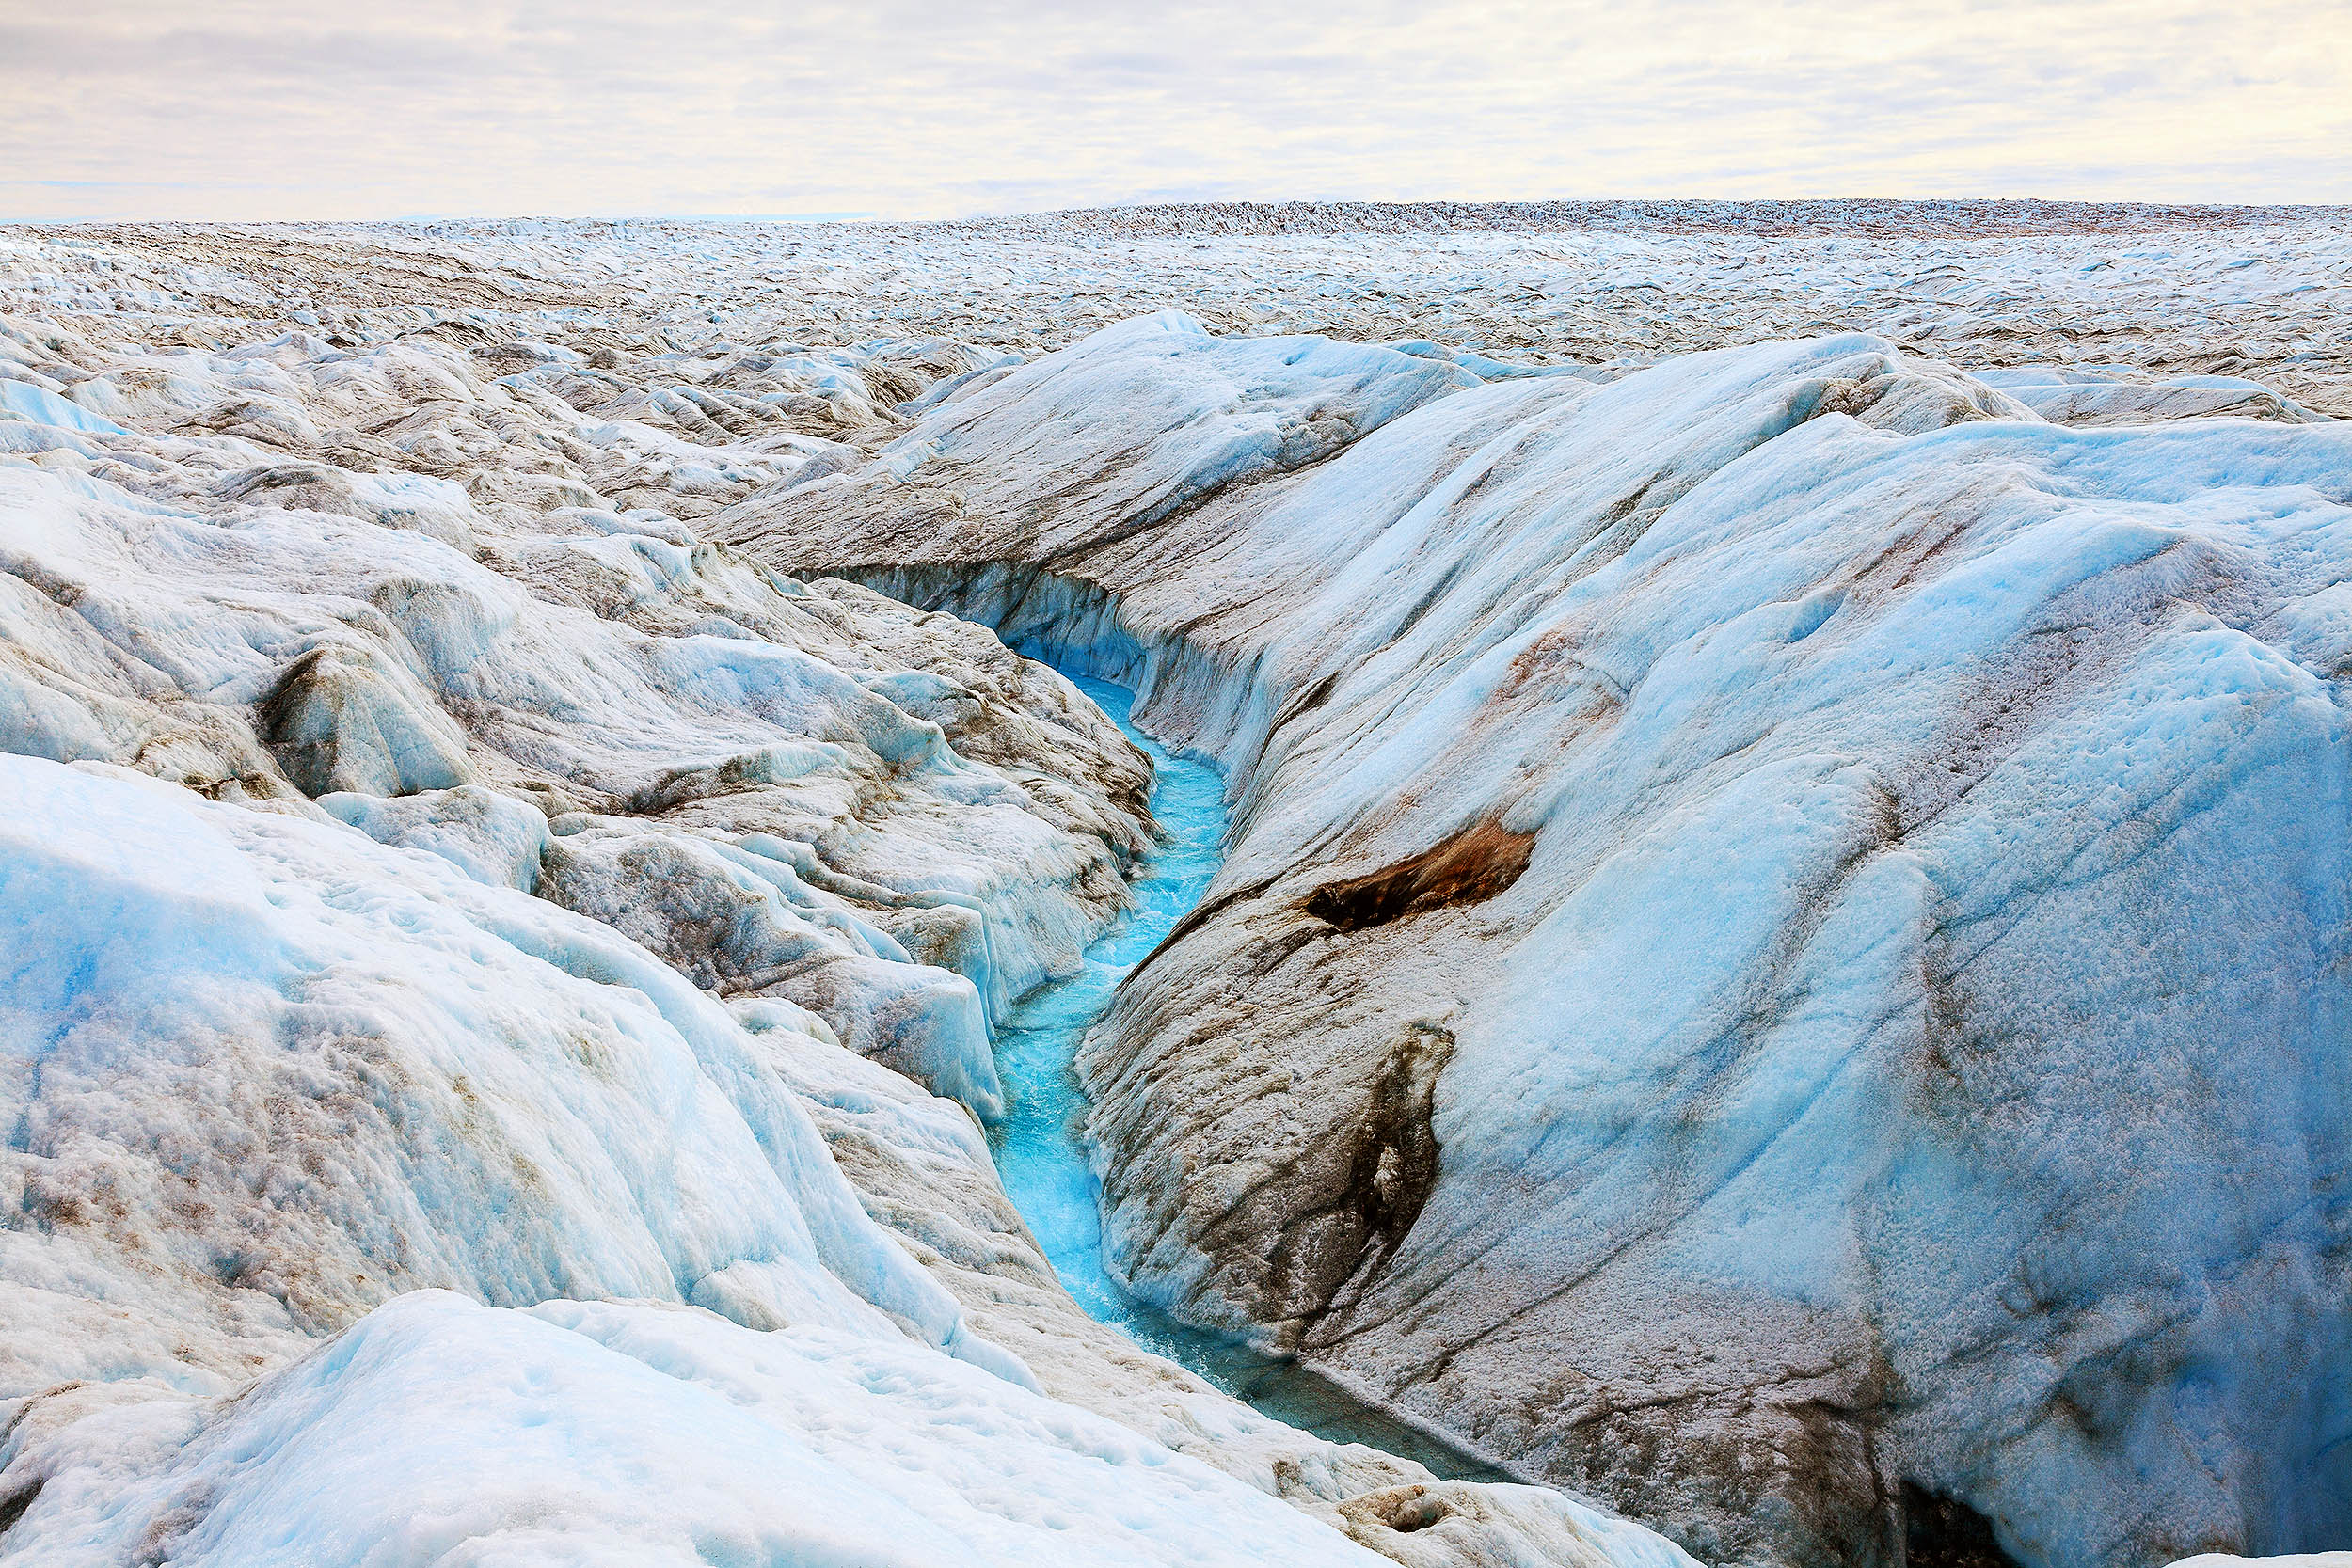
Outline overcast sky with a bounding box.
[6,0,2346,221]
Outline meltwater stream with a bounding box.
[988,675,1507,1483]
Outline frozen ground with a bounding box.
[1,202,2346,1568]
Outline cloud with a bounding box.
[4,0,2346,220]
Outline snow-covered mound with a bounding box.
[1974,365,2334,427]
[0,752,1011,1383]
[4,1288,1407,1568]
[722,311,2352,1568]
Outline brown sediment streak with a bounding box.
[1304,820,1535,932]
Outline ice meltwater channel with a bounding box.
[987,674,1508,1483]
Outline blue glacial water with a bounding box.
[988,675,1507,1482]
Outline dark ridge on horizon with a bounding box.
[12,197,2350,242]
[902,196,2352,238]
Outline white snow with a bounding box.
[4,1291,1408,1567]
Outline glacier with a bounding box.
[718,308,2352,1567]
[3,203,2349,1568]
[0,216,1726,1568]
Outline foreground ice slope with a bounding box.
[721,313,2352,1568]
[0,753,1685,1568]
[0,759,1438,1567]
[0,254,1693,1568]
[10,1289,1692,1568]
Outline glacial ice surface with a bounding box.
[8,206,2350,1567]
[0,220,1708,1568]
[8,1291,1441,1567]
[723,309,2352,1568]
[0,751,982,1375]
